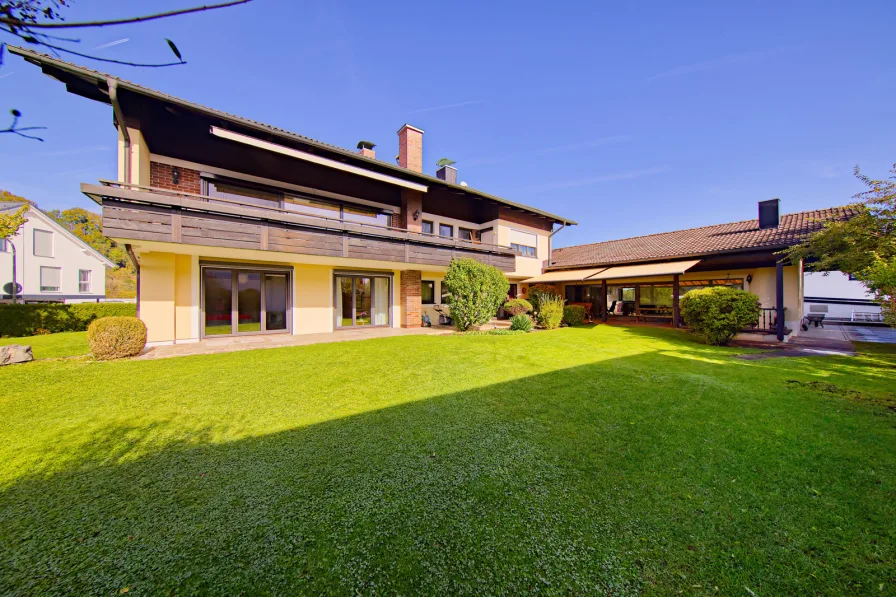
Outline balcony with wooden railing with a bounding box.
[80,180,517,272]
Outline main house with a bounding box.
[13,47,575,345]
[1,202,114,302]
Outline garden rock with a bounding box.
[0,344,33,365]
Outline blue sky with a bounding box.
[2,0,894,248]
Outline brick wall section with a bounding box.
[150,161,201,194]
[358,148,376,159]
[399,269,422,328]
[398,125,423,173]
[396,189,423,232]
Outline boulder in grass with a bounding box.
[0,344,33,365]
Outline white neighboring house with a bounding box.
[804,271,882,323]
[0,203,115,302]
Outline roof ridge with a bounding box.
[555,204,854,252]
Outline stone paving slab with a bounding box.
[137,325,454,360]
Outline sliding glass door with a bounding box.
[202,266,291,337]
[335,274,391,328]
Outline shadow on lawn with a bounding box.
[1,346,894,596]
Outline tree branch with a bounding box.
[0,0,252,29]
[38,42,186,67]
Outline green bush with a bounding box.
[525,283,560,314]
[680,287,761,345]
[509,313,534,332]
[87,316,147,360]
[563,305,586,326]
[442,258,510,331]
[537,295,565,330]
[0,302,136,337]
[503,298,533,316]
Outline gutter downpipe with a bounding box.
[125,244,140,318]
[546,221,568,270]
[107,77,130,185]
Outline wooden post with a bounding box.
[672,274,680,328]
[634,285,641,320]
[776,259,785,341]
[601,279,608,322]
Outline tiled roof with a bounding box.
[9,46,576,225]
[550,205,859,269]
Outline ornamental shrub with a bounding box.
[525,283,560,314]
[563,305,586,326]
[86,316,147,360]
[537,295,565,329]
[509,313,534,332]
[0,302,136,337]
[503,298,533,316]
[679,286,761,346]
[442,258,510,331]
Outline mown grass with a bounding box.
[0,331,88,359]
[0,326,894,595]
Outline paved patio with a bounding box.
[137,325,455,360]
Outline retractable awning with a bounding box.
[586,259,701,280]
[521,268,608,284]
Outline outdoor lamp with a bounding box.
[746,274,753,283]
[172,166,180,185]
[413,209,421,221]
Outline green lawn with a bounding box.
[0,331,88,359]
[0,326,894,595]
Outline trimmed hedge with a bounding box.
[0,303,136,337]
[680,287,761,346]
[563,305,586,326]
[503,298,533,317]
[442,258,510,331]
[87,316,147,360]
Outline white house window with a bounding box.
[33,229,54,257]
[79,269,91,293]
[509,229,538,258]
[40,266,61,292]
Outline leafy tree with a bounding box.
[0,203,28,303]
[787,164,895,326]
[442,258,509,331]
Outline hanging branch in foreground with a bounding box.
[1,109,46,141]
[0,0,252,140]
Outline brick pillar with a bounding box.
[400,270,422,328]
[397,189,423,232]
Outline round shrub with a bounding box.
[509,313,534,332]
[536,295,565,330]
[525,283,560,314]
[87,316,147,360]
[503,298,533,316]
[679,287,761,346]
[562,305,586,326]
[442,258,510,331]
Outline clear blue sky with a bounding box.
[2,0,894,248]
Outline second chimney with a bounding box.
[758,198,780,229]
[397,124,424,173]
[436,165,457,184]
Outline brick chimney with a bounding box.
[357,141,376,159]
[397,124,423,173]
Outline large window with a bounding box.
[33,229,53,257]
[202,266,290,337]
[422,280,436,304]
[78,269,91,293]
[335,274,391,327]
[40,266,61,292]
[203,177,392,227]
[439,224,454,238]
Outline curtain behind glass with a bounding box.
[373,277,389,325]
